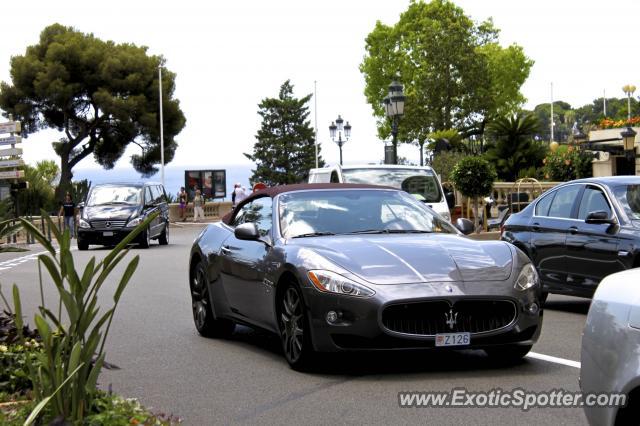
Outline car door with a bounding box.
[220,196,275,328]
[529,184,583,291]
[565,185,623,293]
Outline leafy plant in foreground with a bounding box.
[2,212,156,424]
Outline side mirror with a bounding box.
[77,202,85,209]
[585,210,615,224]
[235,222,260,240]
[445,191,456,209]
[454,218,474,235]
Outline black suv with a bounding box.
[77,182,170,250]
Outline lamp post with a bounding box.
[383,80,405,165]
[329,115,351,166]
[621,127,637,174]
[622,84,636,121]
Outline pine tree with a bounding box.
[245,80,323,185]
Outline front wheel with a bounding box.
[77,239,89,251]
[158,223,169,245]
[139,227,151,248]
[190,262,235,338]
[278,282,315,371]
[484,344,532,364]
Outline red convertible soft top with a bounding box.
[221,183,394,225]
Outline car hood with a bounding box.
[292,234,513,285]
[83,205,139,221]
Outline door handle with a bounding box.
[220,246,233,254]
[568,226,578,234]
[531,222,540,232]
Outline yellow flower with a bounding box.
[0,345,7,352]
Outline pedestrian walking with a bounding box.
[231,183,239,207]
[178,187,188,222]
[193,189,205,222]
[234,185,248,205]
[58,192,76,238]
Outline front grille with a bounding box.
[382,300,517,336]
[90,220,127,230]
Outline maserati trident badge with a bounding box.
[445,309,458,330]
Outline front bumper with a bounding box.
[301,281,542,352]
[77,228,140,246]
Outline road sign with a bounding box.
[0,121,21,134]
[0,148,22,156]
[0,135,21,146]
[0,170,24,179]
[0,159,24,168]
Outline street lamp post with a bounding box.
[621,126,637,174]
[329,115,351,166]
[622,84,636,121]
[383,80,405,165]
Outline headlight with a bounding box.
[308,270,375,297]
[514,263,539,291]
[79,219,90,229]
[126,217,143,228]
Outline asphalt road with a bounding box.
[0,225,591,425]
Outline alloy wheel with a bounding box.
[191,265,209,331]
[279,287,305,363]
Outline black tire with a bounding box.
[484,344,532,364]
[77,239,89,251]
[139,227,151,249]
[158,223,169,245]
[278,281,315,371]
[190,261,235,338]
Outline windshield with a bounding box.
[613,184,640,221]
[341,168,442,203]
[278,189,456,238]
[87,186,142,206]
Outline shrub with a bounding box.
[543,145,593,181]
[451,157,497,231]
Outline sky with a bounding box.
[1,0,639,173]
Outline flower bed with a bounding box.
[598,116,640,129]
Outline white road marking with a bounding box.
[527,352,581,369]
[0,248,76,273]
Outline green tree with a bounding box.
[360,0,532,151]
[0,24,186,200]
[18,160,60,215]
[451,157,496,231]
[484,113,546,181]
[245,80,323,185]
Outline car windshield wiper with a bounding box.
[291,231,336,238]
[91,201,132,206]
[345,229,432,235]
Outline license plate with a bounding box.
[103,231,114,237]
[435,332,470,347]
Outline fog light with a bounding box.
[326,311,338,324]
[528,303,539,314]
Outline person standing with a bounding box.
[234,185,248,205]
[231,183,239,207]
[193,189,205,222]
[58,193,76,238]
[178,187,188,222]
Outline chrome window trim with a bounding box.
[532,182,621,224]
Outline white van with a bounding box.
[308,164,453,222]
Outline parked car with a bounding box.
[308,164,454,222]
[501,176,640,301]
[189,183,543,370]
[77,182,170,250]
[581,268,640,425]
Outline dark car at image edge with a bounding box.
[77,182,170,250]
[501,176,640,301]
